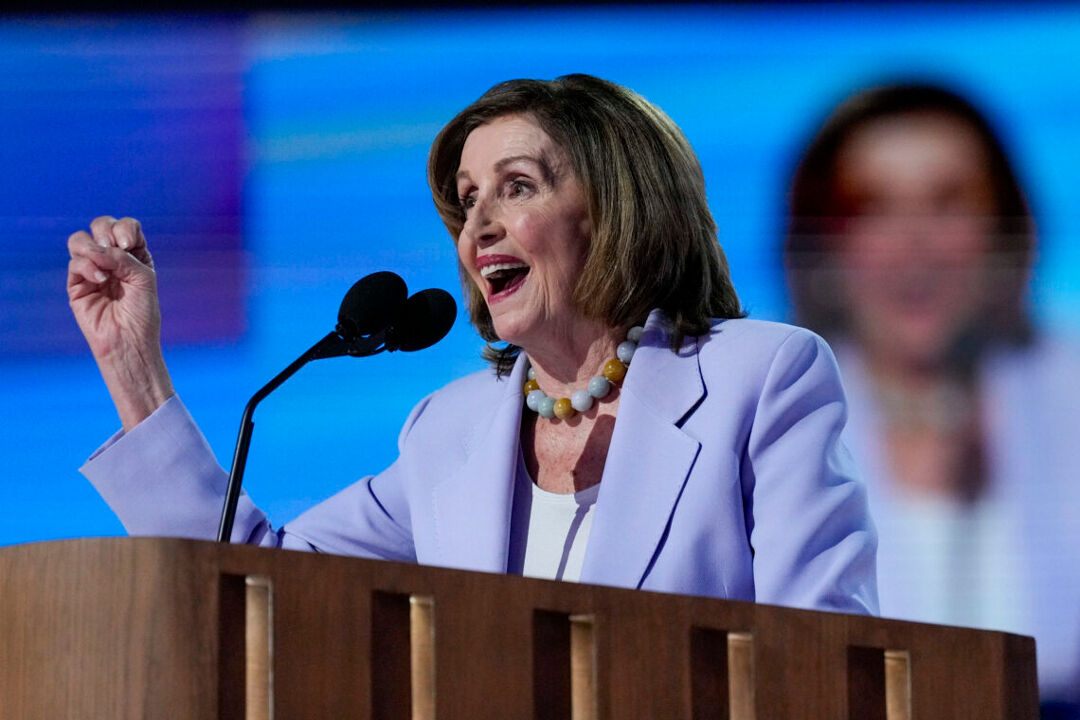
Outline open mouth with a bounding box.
[480,261,530,299]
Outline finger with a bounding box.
[89,215,119,248]
[66,255,116,306]
[68,230,113,261]
[113,217,143,252]
[68,255,109,288]
[67,238,125,291]
[71,230,152,277]
[70,250,155,306]
[68,230,95,256]
[68,230,121,265]
[102,244,154,283]
[116,217,153,267]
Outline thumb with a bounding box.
[101,245,156,286]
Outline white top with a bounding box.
[872,492,1022,631]
[508,452,600,583]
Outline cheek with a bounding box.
[455,231,470,262]
[521,212,590,267]
[455,236,483,291]
[456,231,476,271]
[932,217,993,260]
[507,210,549,253]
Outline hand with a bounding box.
[67,216,174,430]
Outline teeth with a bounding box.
[480,261,528,279]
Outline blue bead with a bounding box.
[538,396,557,419]
[571,389,594,413]
[526,389,546,412]
[588,376,611,398]
[617,341,637,364]
[627,325,645,342]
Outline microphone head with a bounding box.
[386,288,457,352]
[337,271,408,339]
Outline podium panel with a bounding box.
[0,538,1037,719]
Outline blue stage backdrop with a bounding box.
[2,4,1079,543]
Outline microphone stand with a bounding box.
[215,328,388,543]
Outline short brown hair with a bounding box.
[784,82,1036,348]
[428,73,743,373]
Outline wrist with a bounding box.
[95,345,176,432]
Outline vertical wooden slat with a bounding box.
[245,576,273,720]
[884,650,910,720]
[570,614,598,720]
[409,595,436,720]
[727,632,755,720]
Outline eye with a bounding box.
[507,178,535,198]
[458,190,477,215]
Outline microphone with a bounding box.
[302,271,409,362]
[337,270,408,338]
[216,272,457,543]
[385,288,458,352]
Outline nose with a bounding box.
[463,194,505,248]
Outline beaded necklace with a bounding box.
[523,325,644,420]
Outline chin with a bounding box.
[856,313,955,370]
[489,313,532,348]
[888,327,961,370]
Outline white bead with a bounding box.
[527,366,536,381]
[526,389,546,412]
[616,340,637,364]
[588,375,611,398]
[538,396,557,419]
[627,325,645,342]
[571,389,594,413]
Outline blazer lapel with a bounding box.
[430,355,528,574]
[581,311,705,589]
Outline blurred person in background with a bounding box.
[784,82,1080,713]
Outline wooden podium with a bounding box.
[0,538,1037,719]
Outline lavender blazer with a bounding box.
[84,313,878,615]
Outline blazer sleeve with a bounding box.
[81,394,418,562]
[741,329,879,614]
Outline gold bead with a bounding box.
[553,398,575,419]
[603,358,627,383]
[523,378,540,395]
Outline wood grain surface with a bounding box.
[0,538,1038,719]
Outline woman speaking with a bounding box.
[67,74,877,614]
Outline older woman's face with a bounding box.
[455,114,592,348]
[831,112,997,369]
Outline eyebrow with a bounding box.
[456,153,557,186]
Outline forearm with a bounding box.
[94,343,175,432]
